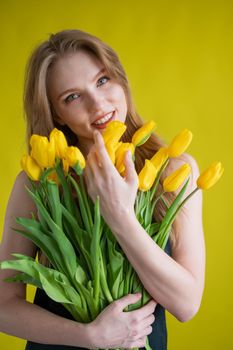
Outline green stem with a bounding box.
[79,175,94,228]
[68,175,92,235]
[99,253,113,303]
[179,186,199,208]
[150,158,170,201]
[92,197,100,312]
[158,187,200,248]
[151,190,165,214]
[160,194,169,209]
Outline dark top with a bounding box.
[25,239,171,350]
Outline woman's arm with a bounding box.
[0,171,156,349]
[107,154,205,323]
[0,171,92,347]
[84,132,205,323]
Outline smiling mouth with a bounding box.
[92,111,116,129]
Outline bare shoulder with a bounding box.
[0,171,38,301]
[165,152,199,170]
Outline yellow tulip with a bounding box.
[20,154,42,181]
[30,134,56,168]
[49,128,68,159]
[64,146,86,169]
[102,121,126,145]
[163,163,191,192]
[115,142,135,174]
[132,121,157,147]
[167,129,193,157]
[105,141,122,164]
[150,147,169,171]
[197,161,224,190]
[138,159,158,191]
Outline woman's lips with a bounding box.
[92,111,116,129]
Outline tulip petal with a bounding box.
[132,121,157,147]
[167,129,193,158]
[50,128,68,159]
[20,155,42,181]
[163,163,191,192]
[138,160,158,191]
[197,161,224,190]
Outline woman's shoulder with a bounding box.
[6,170,38,220]
[167,152,199,174]
[15,169,29,183]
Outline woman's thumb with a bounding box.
[117,293,142,311]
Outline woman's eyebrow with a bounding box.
[57,68,106,100]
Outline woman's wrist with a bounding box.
[65,319,97,348]
[109,209,138,237]
[85,320,100,349]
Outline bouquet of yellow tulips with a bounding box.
[0,120,224,350]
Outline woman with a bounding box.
[0,29,205,349]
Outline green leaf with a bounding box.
[23,192,78,278]
[111,267,123,299]
[118,279,125,298]
[68,175,93,235]
[4,272,42,289]
[54,160,78,219]
[107,239,124,297]
[46,181,62,227]
[75,265,88,285]
[0,259,41,281]
[74,279,97,320]
[13,221,65,272]
[90,197,101,304]
[39,272,73,304]
[61,203,92,278]
[11,253,35,261]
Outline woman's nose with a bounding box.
[87,91,105,112]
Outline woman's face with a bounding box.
[47,50,128,156]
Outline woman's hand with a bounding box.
[88,293,157,349]
[83,130,139,230]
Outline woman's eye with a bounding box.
[64,93,80,104]
[97,76,110,86]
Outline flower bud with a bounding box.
[63,146,86,174]
[115,142,135,174]
[105,141,122,164]
[49,128,68,159]
[167,129,193,158]
[150,147,169,171]
[132,121,157,147]
[30,134,56,168]
[197,161,224,190]
[20,154,42,181]
[138,159,158,192]
[163,163,191,192]
[102,120,126,145]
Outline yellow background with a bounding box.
[0,0,232,349]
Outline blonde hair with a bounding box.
[23,29,188,266]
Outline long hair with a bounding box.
[23,29,188,266]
